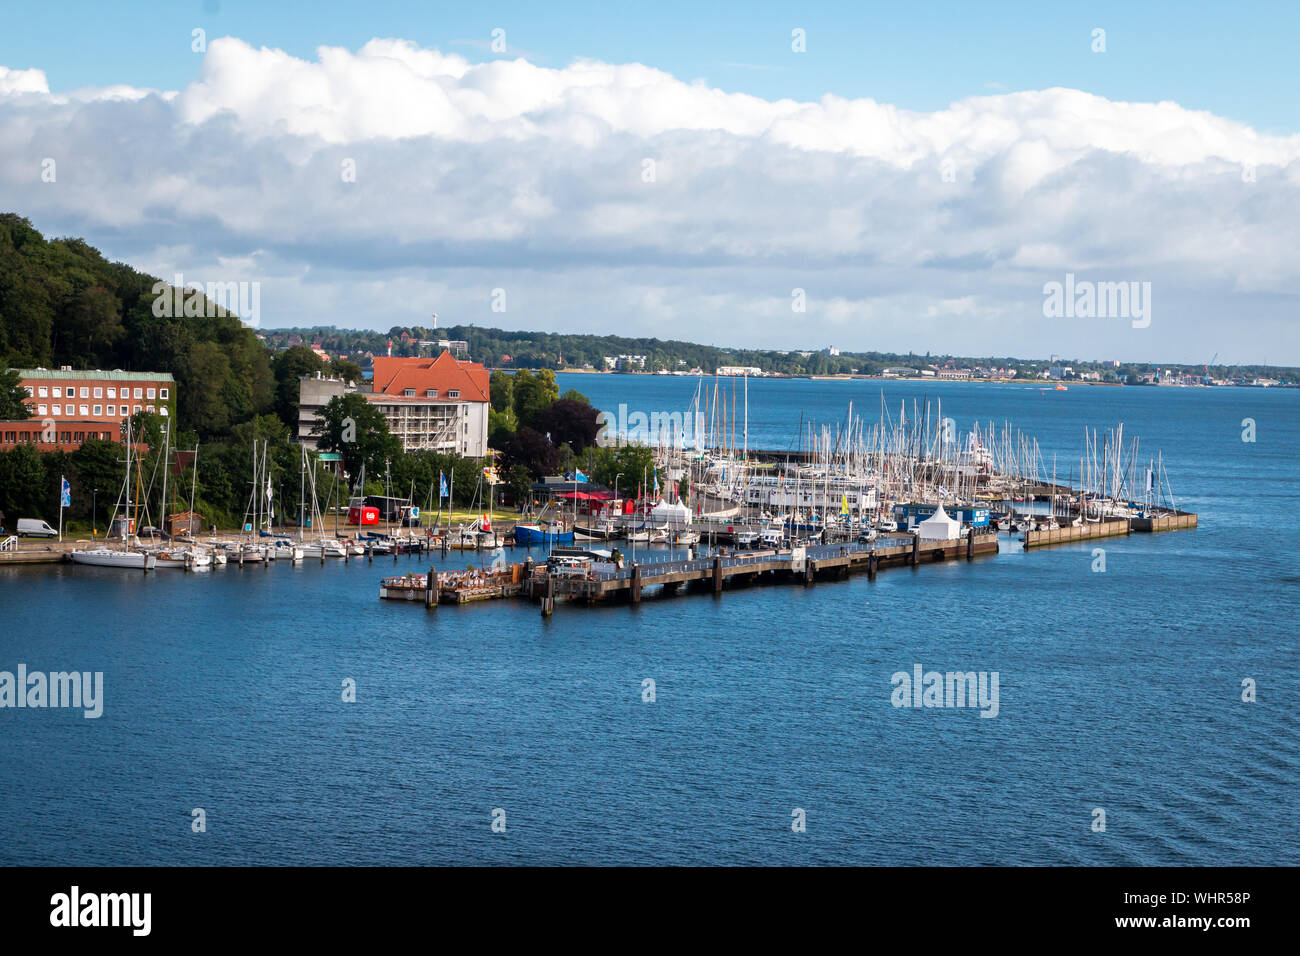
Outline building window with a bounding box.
[448,390,459,398]
[37,386,48,398]
[74,431,85,442]
[107,387,116,398]
[80,387,89,398]
[402,388,415,396]
[80,404,89,416]
[160,407,168,417]
[23,387,33,397]
[37,404,47,415]
[160,388,169,399]
[146,388,156,399]
[52,387,61,398]
[93,405,102,416]
[134,388,142,399]
[52,404,61,415]
[425,389,437,397]
[106,405,115,416]
[146,405,155,413]
[134,405,141,413]
[94,387,103,398]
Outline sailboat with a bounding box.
[70,418,157,570]
[299,446,345,557]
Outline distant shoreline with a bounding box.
[504,369,1273,388]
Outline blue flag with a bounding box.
[439,472,448,498]
[60,477,71,508]
[574,469,588,483]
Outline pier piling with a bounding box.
[425,566,436,609]
[541,574,555,616]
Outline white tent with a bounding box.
[648,499,693,527]
[917,506,960,540]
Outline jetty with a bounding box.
[375,530,1002,613]
[529,532,1000,611]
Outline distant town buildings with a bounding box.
[603,354,646,371]
[716,365,763,376]
[1,368,176,452]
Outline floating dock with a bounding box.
[528,532,1000,612]
[380,563,526,606]
[1022,510,1199,550]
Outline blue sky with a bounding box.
[2,1,1298,363]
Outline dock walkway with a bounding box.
[531,532,1001,610]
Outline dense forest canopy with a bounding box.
[0,213,274,438]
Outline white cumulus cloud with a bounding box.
[2,36,1299,363]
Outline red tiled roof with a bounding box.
[371,352,490,403]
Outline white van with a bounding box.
[16,518,58,538]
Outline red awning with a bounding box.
[556,491,615,501]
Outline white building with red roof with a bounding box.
[298,351,491,458]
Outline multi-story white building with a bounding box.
[298,351,491,457]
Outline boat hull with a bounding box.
[513,525,575,545]
[70,549,156,570]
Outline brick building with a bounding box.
[1,367,176,451]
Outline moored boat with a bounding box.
[69,547,156,570]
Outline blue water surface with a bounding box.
[1,378,1296,865]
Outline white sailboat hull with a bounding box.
[301,540,347,558]
[70,549,156,570]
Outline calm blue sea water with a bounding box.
[1,377,1297,865]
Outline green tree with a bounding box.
[330,357,363,383]
[271,345,327,430]
[504,464,532,508]
[0,445,49,521]
[314,393,401,479]
[513,368,559,431]
[67,438,127,526]
[489,369,514,415]
[0,368,31,419]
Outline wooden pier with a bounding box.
[1130,510,1199,533]
[527,532,1001,608]
[379,563,527,606]
[1023,510,1198,550]
[1023,518,1130,550]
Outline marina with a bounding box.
[2,375,1293,869]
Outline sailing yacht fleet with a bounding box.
[600,379,1184,548]
[68,374,1182,573]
